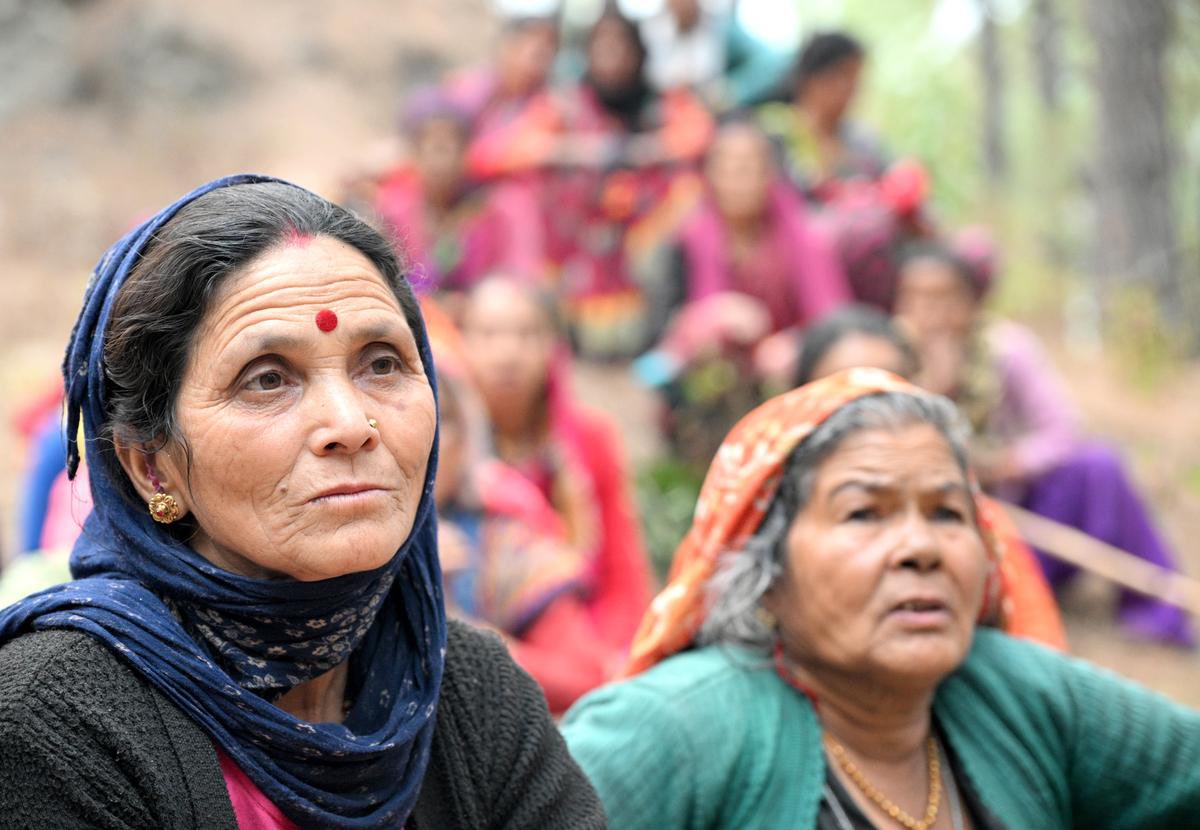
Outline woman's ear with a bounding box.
[759,583,781,623]
[112,435,190,518]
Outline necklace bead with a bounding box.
[826,735,942,830]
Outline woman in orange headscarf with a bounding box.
[563,370,1200,830]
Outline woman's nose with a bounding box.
[893,511,942,572]
[309,378,378,455]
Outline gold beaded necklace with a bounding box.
[825,734,942,830]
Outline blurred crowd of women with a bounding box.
[9,0,1194,719]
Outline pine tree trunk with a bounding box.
[1087,0,1182,328]
[979,0,1008,184]
[1032,0,1063,113]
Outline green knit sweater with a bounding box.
[562,629,1200,829]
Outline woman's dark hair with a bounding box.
[793,31,864,90]
[898,239,988,299]
[588,5,647,70]
[585,5,650,126]
[795,304,918,386]
[100,181,422,506]
[502,13,560,37]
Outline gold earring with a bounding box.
[367,418,378,430]
[755,606,778,632]
[148,492,182,524]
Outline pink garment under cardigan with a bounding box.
[217,748,298,830]
[217,747,408,829]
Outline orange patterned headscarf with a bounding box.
[624,367,1065,677]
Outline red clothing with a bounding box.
[509,597,617,714]
[373,168,544,292]
[500,361,655,701]
[429,307,653,711]
[508,405,654,653]
[501,408,653,713]
[679,181,850,332]
[568,407,656,650]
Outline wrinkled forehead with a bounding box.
[212,237,389,312]
[808,422,968,496]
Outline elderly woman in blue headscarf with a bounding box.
[0,176,605,830]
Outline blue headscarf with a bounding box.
[0,175,446,828]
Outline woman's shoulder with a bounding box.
[0,628,123,710]
[0,629,235,829]
[562,645,823,830]
[563,644,795,752]
[437,618,560,739]
[424,619,607,829]
[443,618,517,675]
[950,627,1075,698]
[960,628,1080,678]
[613,643,777,704]
[946,627,1194,724]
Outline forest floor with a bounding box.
[2,0,1197,705]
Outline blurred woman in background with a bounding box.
[468,7,713,357]
[427,300,629,713]
[443,14,560,142]
[794,303,918,386]
[645,120,849,359]
[638,0,793,110]
[760,31,887,203]
[372,93,544,297]
[895,236,1194,647]
[460,276,655,658]
[633,119,850,467]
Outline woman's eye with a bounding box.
[933,505,966,522]
[370,356,400,375]
[248,370,284,391]
[844,507,877,522]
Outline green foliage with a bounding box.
[635,457,704,582]
[1106,285,1183,391]
[1185,464,1200,498]
[796,0,1197,367]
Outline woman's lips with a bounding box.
[308,484,391,506]
[887,597,952,629]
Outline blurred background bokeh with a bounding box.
[2,0,1198,701]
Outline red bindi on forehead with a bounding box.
[315,309,338,332]
[282,225,314,248]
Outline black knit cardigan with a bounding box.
[0,619,606,829]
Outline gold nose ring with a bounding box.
[367,418,378,430]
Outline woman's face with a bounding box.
[809,334,911,382]
[705,125,773,224]
[414,117,467,201]
[142,236,436,582]
[497,22,557,96]
[801,56,863,123]
[588,17,642,95]
[460,279,555,428]
[894,256,979,342]
[765,423,988,690]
